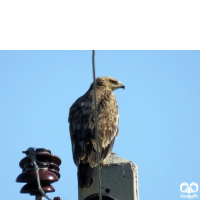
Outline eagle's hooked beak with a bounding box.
[119,82,125,90]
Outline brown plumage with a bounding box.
[68,76,125,188]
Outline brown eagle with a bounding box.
[68,76,125,188]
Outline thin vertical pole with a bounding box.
[92,50,102,200]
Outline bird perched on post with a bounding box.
[68,76,125,188]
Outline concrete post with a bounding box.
[78,154,139,200]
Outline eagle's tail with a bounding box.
[78,163,96,188]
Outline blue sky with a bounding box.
[0,51,200,200]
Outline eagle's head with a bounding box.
[92,76,125,91]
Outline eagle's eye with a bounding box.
[110,80,118,85]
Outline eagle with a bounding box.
[68,76,125,188]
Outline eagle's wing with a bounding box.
[68,91,94,166]
[69,89,119,167]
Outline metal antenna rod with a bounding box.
[92,50,102,200]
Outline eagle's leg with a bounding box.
[100,160,105,169]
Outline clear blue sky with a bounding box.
[0,51,200,200]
